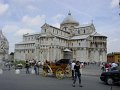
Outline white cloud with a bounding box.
[2,25,19,33]
[2,24,36,36]
[22,15,46,26]
[111,0,119,8]
[15,28,35,36]
[0,3,9,15]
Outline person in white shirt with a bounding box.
[111,62,118,71]
[71,60,76,80]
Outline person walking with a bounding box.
[25,61,30,74]
[71,60,75,80]
[37,61,41,75]
[72,61,83,87]
[34,63,38,75]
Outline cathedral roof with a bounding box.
[91,32,107,37]
[61,12,79,25]
[70,35,89,40]
[79,23,93,27]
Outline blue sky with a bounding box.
[0,0,120,53]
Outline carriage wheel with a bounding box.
[56,68,64,79]
[65,69,72,78]
[42,70,47,77]
[65,66,72,78]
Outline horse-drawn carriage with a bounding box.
[42,59,72,79]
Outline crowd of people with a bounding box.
[25,60,43,75]
[101,62,120,72]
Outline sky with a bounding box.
[0,0,120,53]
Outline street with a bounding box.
[0,68,119,90]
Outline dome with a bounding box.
[61,12,79,25]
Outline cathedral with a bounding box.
[14,12,107,62]
[0,30,9,61]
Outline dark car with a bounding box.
[100,70,120,85]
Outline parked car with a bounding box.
[100,70,120,85]
[15,63,23,69]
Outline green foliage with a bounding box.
[14,60,26,66]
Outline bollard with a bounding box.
[31,69,35,74]
[15,69,20,74]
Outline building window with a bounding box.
[45,29,46,32]
[32,50,34,53]
[64,27,67,30]
[118,59,120,62]
[46,38,48,41]
[78,30,80,34]
[95,43,98,48]
[84,29,85,33]
[72,43,73,46]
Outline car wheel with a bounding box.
[107,78,113,85]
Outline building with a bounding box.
[14,12,107,62]
[0,30,9,61]
[107,52,120,63]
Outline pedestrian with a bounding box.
[71,60,75,80]
[72,61,83,87]
[101,63,105,72]
[34,63,38,75]
[37,61,41,75]
[25,61,30,74]
[111,62,118,71]
[104,63,110,72]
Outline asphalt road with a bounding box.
[0,69,119,90]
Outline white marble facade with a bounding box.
[15,12,107,62]
[0,30,9,61]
